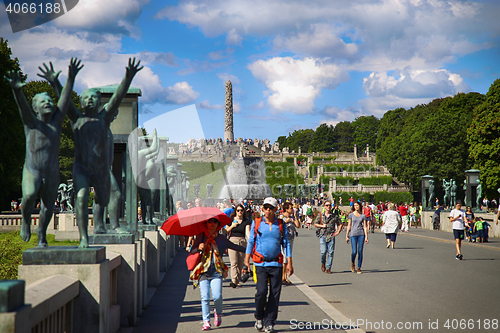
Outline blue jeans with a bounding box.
[199,269,223,322]
[319,236,335,270]
[350,235,365,268]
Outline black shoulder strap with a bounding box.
[278,218,285,245]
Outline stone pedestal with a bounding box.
[159,229,167,272]
[89,234,139,328]
[0,281,30,333]
[138,224,158,232]
[23,246,106,265]
[89,233,136,245]
[135,239,146,316]
[0,281,25,313]
[105,243,138,327]
[144,231,160,288]
[19,247,109,333]
[58,213,76,231]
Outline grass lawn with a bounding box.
[0,231,80,280]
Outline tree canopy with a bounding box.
[352,115,380,149]
[468,79,500,199]
[0,38,26,209]
[310,123,335,152]
[377,92,485,190]
[0,40,80,209]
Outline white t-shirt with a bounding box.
[449,209,466,230]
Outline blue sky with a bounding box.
[2,0,500,144]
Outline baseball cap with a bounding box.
[263,197,277,208]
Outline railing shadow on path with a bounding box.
[355,269,407,274]
[131,250,191,333]
[391,247,424,250]
[307,282,352,288]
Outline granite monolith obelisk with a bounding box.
[224,80,234,142]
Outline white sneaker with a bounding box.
[255,320,264,331]
[265,325,276,333]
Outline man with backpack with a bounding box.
[243,197,293,333]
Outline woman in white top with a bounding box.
[381,203,401,249]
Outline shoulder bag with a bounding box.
[315,213,324,237]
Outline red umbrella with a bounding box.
[161,207,232,236]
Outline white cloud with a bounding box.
[216,73,240,84]
[320,105,363,125]
[248,57,349,114]
[251,101,265,110]
[207,51,225,61]
[273,24,359,59]
[165,82,200,104]
[53,0,149,36]
[233,103,241,113]
[363,68,470,99]
[360,68,471,116]
[5,27,191,105]
[177,58,235,75]
[226,28,243,46]
[197,100,224,110]
[86,46,111,62]
[157,0,498,67]
[137,50,178,67]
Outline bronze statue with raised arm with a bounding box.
[5,58,82,246]
[40,58,143,247]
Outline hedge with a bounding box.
[265,161,305,195]
[357,176,393,185]
[320,175,355,186]
[328,191,414,205]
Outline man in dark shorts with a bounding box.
[449,201,466,260]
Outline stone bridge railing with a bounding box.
[0,228,179,333]
[0,213,94,233]
[330,184,410,194]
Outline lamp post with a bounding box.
[465,169,480,210]
[421,175,433,210]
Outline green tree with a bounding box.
[276,135,287,148]
[310,123,335,152]
[0,38,26,210]
[332,121,353,152]
[281,129,315,152]
[468,79,500,199]
[382,93,484,189]
[376,108,408,165]
[352,115,380,151]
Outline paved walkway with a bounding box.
[127,226,500,333]
[400,226,500,250]
[129,248,363,333]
